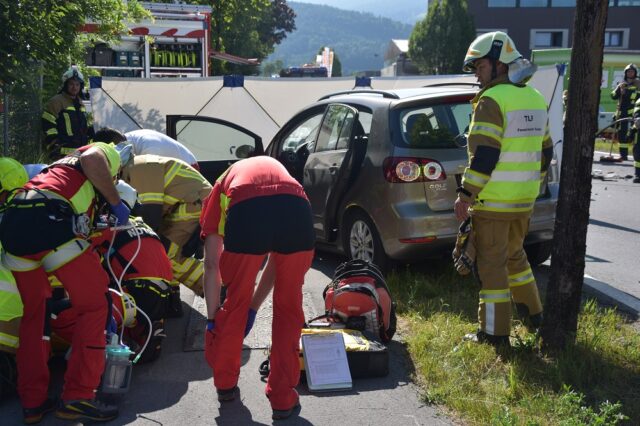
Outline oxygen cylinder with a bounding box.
[100,334,133,394]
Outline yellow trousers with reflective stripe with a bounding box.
[472,213,543,337]
[0,317,20,354]
[160,218,204,297]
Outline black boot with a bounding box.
[165,285,183,318]
[463,330,510,348]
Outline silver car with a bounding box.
[265,88,557,270]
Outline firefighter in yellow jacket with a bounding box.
[611,64,640,160]
[0,158,29,400]
[98,130,212,316]
[41,66,95,160]
[455,32,552,347]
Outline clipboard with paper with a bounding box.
[301,332,352,392]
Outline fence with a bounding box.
[0,77,45,164]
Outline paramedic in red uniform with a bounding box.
[200,155,314,420]
[0,142,127,424]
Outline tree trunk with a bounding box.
[540,0,609,351]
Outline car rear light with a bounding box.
[383,157,447,183]
[399,236,437,244]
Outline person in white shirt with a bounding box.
[125,129,199,169]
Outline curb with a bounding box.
[583,274,640,316]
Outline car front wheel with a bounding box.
[342,212,389,271]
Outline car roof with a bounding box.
[317,86,478,107]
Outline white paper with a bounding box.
[302,332,352,391]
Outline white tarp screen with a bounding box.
[90,66,563,159]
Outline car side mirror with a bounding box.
[235,144,255,159]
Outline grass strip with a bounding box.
[387,263,640,425]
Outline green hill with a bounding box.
[294,0,428,24]
[265,2,414,75]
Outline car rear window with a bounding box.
[399,102,473,149]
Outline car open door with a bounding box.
[166,115,263,184]
[303,103,363,242]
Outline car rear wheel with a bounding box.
[342,211,389,271]
[525,240,553,266]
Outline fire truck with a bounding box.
[82,2,212,78]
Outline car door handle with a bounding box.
[329,164,338,174]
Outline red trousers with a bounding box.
[14,249,109,408]
[205,250,313,410]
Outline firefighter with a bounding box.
[0,143,127,423]
[41,65,95,161]
[611,63,640,161]
[96,131,212,317]
[0,158,29,401]
[633,97,640,183]
[200,155,314,420]
[91,180,173,362]
[455,32,552,347]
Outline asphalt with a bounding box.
[0,256,451,426]
[1,154,638,424]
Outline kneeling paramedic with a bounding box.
[91,180,173,363]
[0,143,129,423]
[455,32,552,347]
[200,155,314,420]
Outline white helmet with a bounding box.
[463,31,522,73]
[116,180,138,209]
[61,65,84,84]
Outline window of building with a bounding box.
[530,29,568,48]
[520,0,547,6]
[488,0,516,6]
[604,31,623,47]
[616,0,640,5]
[603,29,629,48]
[551,0,575,5]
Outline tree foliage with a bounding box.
[199,0,295,75]
[0,0,148,87]
[408,0,475,75]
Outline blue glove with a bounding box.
[110,200,130,226]
[107,315,118,335]
[244,308,257,337]
[206,319,215,331]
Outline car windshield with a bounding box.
[399,102,473,148]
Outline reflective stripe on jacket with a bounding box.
[611,80,640,117]
[0,261,22,352]
[41,93,94,156]
[463,82,549,214]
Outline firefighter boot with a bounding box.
[515,303,543,333]
[165,285,183,318]
[124,320,166,364]
[464,330,510,348]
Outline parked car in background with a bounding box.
[264,88,558,270]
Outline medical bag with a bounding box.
[323,259,396,343]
